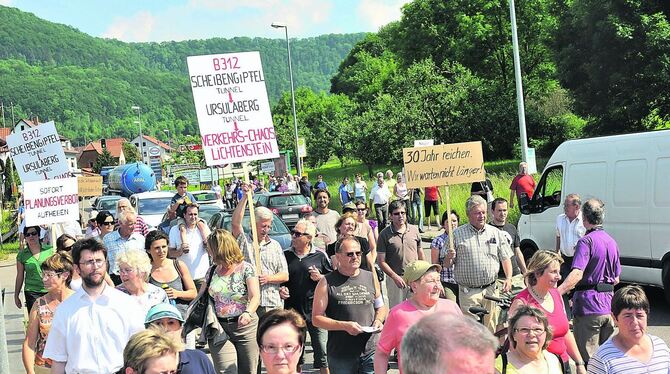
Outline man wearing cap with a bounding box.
[369,172,391,228]
[342,201,357,215]
[145,303,216,374]
[377,200,423,309]
[85,211,100,238]
[312,237,387,374]
[374,260,462,373]
[444,195,513,333]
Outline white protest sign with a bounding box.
[6,121,71,182]
[414,139,434,147]
[23,177,79,226]
[187,51,280,166]
[261,161,275,173]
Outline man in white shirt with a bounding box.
[44,238,145,374]
[169,203,211,288]
[369,172,392,228]
[103,210,145,285]
[555,193,586,318]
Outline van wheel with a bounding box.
[520,241,538,263]
[663,261,670,304]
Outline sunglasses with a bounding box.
[101,221,115,226]
[25,231,39,237]
[343,251,362,258]
[291,230,310,238]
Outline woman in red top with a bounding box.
[509,250,586,374]
[423,186,442,230]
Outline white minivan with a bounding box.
[517,130,670,302]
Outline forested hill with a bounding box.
[0,5,365,144]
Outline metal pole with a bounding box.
[132,106,144,164]
[509,0,529,162]
[284,27,302,177]
[0,101,5,127]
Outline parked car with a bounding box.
[91,195,123,218]
[192,190,225,209]
[253,192,312,229]
[208,210,292,250]
[157,204,224,234]
[129,191,175,230]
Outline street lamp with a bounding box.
[163,129,171,152]
[131,105,144,163]
[271,22,302,177]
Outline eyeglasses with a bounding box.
[79,259,106,268]
[260,343,301,355]
[101,221,115,226]
[42,271,62,279]
[392,211,406,216]
[515,327,546,335]
[63,245,73,251]
[357,208,367,211]
[118,267,135,275]
[343,251,362,258]
[291,230,310,238]
[25,231,39,237]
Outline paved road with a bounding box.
[1,239,668,373]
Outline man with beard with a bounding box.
[43,238,144,374]
[311,189,340,246]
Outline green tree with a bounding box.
[93,149,116,174]
[122,142,141,163]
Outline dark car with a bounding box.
[253,192,312,229]
[208,210,292,250]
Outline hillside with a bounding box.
[0,5,365,144]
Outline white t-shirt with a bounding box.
[354,181,367,200]
[555,212,586,256]
[43,285,145,374]
[169,225,210,280]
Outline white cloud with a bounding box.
[0,0,13,6]
[358,0,410,30]
[102,11,156,42]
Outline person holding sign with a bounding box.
[444,195,514,333]
[15,225,55,311]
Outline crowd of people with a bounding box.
[12,166,670,374]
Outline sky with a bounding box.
[1,0,411,42]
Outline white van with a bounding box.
[517,130,670,302]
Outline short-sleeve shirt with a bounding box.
[238,234,288,308]
[283,247,333,321]
[377,299,462,373]
[587,335,670,374]
[102,231,145,275]
[555,213,586,257]
[451,223,513,288]
[571,228,621,316]
[17,245,55,293]
[208,262,256,318]
[509,174,536,198]
[377,224,422,275]
[431,232,456,284]
[169,225,210,280]
[311,209,340,245]
[339,183,352,204]
[171,192,196,217]
[491,223,522,277]
[369,183,391,205]
[424,186,439,201]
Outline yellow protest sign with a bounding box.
[403,141,485,188]
[78,176,103,197]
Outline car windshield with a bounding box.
[221,214,289,234]
[195,192,217,201]
[137,197,172,215]
[198,207,221,223]
[99,199,119,210]
[269,195,307,207]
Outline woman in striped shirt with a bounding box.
[588,285,670,373]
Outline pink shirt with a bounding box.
[514,288,569,362]
[377,299,462,373]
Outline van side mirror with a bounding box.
[519,193,531,215]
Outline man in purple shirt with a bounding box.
[558,198,621,364]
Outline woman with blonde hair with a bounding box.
[204,228,260,373]
[116,249,169,315]
[22,252,75,374]
[122,328,182,374]
[509,250,586,373]
[326,212,374,271]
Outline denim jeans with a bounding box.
[299,321,329,369]
[410,199,424,231]
[328,351,374,374]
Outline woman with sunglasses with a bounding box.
[354,200,379,244]
[94,210,116,242]
[326,212,373,272]
[55,234,76,253]
[15,226,55,311]
[22,252,74,374]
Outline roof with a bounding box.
[0,128,10,141]
[141,135,171,150]
[82,138,125,158]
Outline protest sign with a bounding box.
[403,141,485,189]
[414,139,434,147]
[261,161,275,173]
[77,176,103,197]
[297,137,307,157]
[23,177,79,226]
[6,122,71,182]
[187,51,279,166]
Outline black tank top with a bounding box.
[149,259,189,317]
[324,269,378,358]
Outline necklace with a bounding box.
[529,286,547,302]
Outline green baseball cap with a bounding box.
[145,303,184,327]
[402,260,441,284]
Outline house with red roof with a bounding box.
[78,138,127,169]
